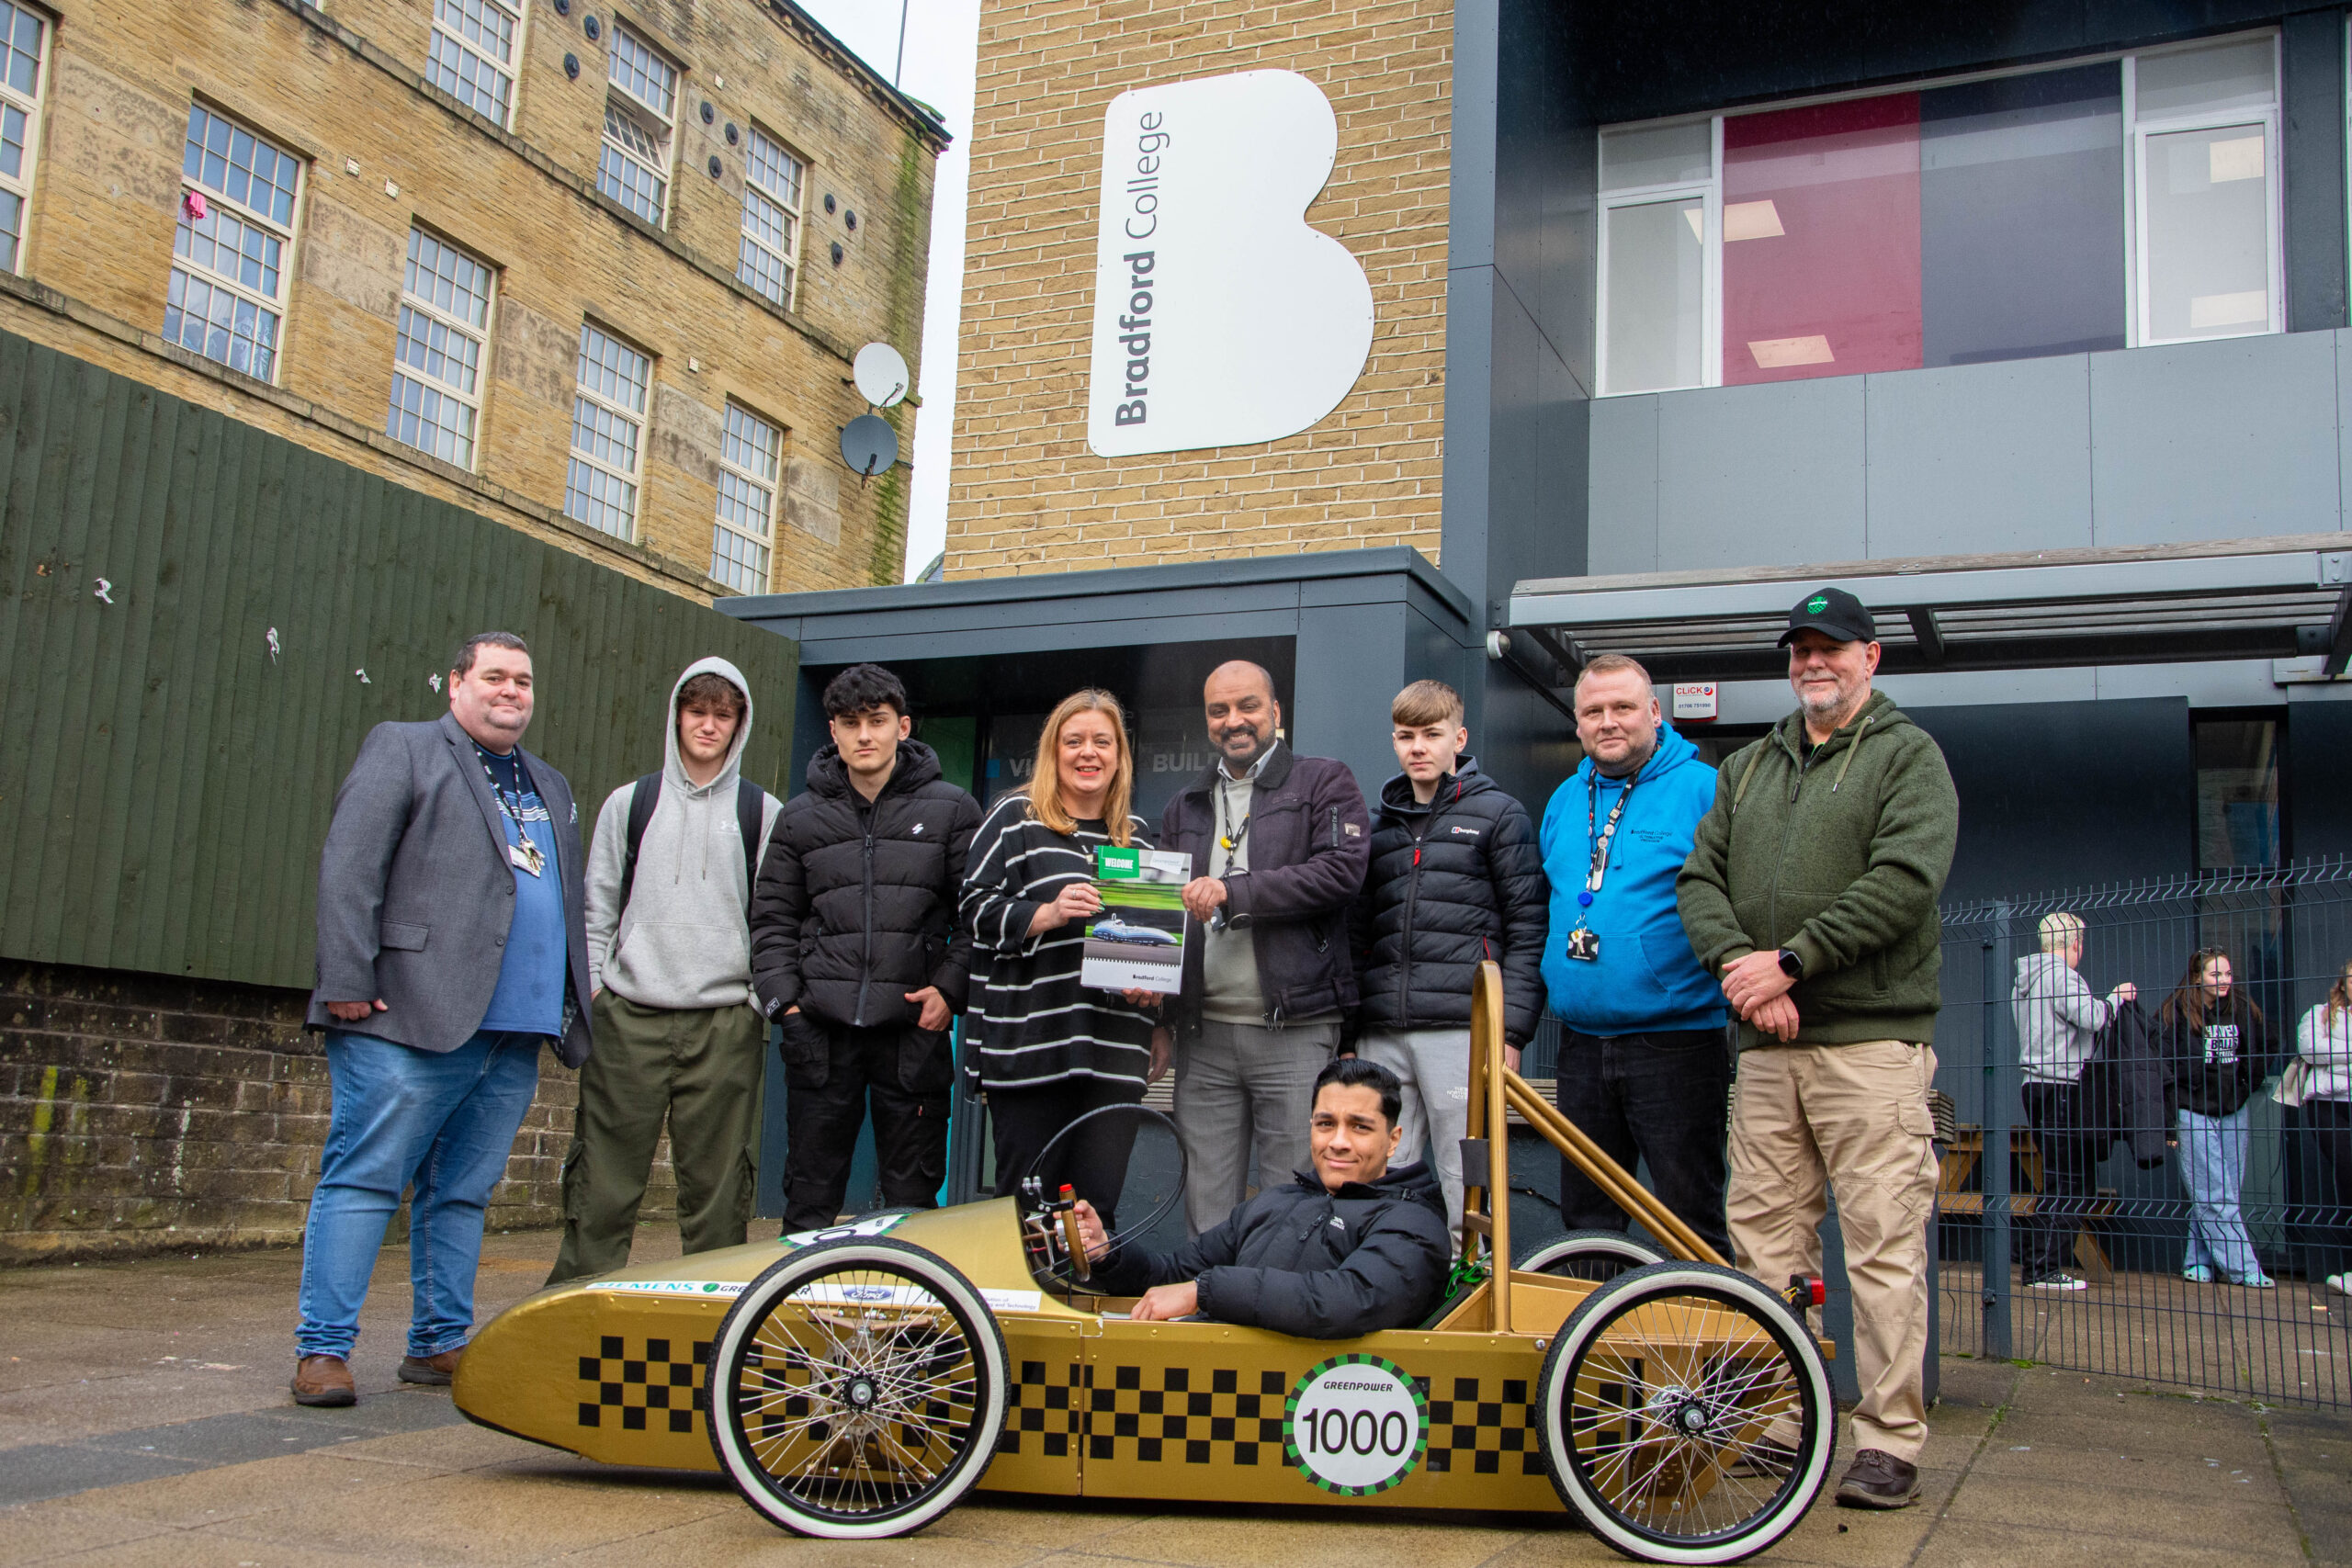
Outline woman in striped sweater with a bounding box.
[962,689,1170,1227]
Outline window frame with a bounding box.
[0,1,51,276]
[598,23,679,230]
[425,0,530,131]
[385,226,499,472]
[563,320,652,543]
[169,101,306,386]
[737,122,808,311]
[2123,37,2284,348]
[710,400,785,593]
[1593,28,2282,396]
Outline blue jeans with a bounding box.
[297,1030,542,1359]
[2177,1106,2263,1280]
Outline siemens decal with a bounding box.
[1085,69,1374,458]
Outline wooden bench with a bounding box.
[1937,1125,2119,1280]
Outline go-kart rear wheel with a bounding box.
[1534,1261,1833,1565]
[707,1238,1008,1540]
[1522,1230,1665,1284]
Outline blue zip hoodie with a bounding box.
[1539,723,1726,1036]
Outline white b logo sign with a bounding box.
[1283,1356,1427,1495]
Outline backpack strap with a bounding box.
[736,777,764,900]
[618,772,662,916]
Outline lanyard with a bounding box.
[477,746,548,875]
[1582,770,1642,899]
[1215,773,1252,877]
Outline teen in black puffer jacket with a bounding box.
[749,738,980,1032]
[1095,1160,1451,1337]
[1351,758,1549,1046]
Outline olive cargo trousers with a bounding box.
[547,990,764,1285]
[1727,1038,1939,1463]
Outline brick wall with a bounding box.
[944,0,1453,578]
[0,959,659,1264]
[18,0,940,596]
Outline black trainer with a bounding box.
[1837,1448,1921,1508]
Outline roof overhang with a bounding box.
[1505,536,2352,687]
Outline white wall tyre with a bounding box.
[1534,1261,1835,1565]
[1522,1230,1666,1283]
[707,1238,1009,1540]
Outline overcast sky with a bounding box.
[789,0,982,581]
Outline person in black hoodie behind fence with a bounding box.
[2156,946,2276,1288]
[1069,1057,1451,1338]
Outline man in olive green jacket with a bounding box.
[1677,586,1958,1512]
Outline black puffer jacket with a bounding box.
[1351,759,1548,1044]
[749,739,981,1030]
[1097,1161,1450,1338]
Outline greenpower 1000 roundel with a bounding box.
[1282,1355,1428,1495]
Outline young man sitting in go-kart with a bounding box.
[1070,1057,1452,1337]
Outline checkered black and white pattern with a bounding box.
[1422,1375,1543,1475]
[1001,1359,1086,1457]
[1090,1366,1291,1465]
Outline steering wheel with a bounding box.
[1017,1103,1187,1292]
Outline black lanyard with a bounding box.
[1584,771,1641,895]
[476,747,531,835]
[1215,774,1252,877]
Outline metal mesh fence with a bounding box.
[1938,857,2352,1406]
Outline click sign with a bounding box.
[1672,683,1719,721]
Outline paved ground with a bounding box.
[4,1229,2350,1566]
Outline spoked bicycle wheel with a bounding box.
[707,1238,1008,1540]
[1534,1261,1834,1564]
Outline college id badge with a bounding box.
[1566,927,1600,963]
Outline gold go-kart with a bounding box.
[454,965,1837,1564]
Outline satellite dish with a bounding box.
[853,342,910,408]
[840,413,899,478]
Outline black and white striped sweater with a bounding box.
[959,795,1159,1091]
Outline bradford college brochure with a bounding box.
[1080,844,1190,993]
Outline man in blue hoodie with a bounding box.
[1540,653,1732,1257]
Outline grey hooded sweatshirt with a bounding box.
[2011,951,2112,1086]
[583,657,783,1010]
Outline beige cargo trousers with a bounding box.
[1729,1037,1940,1462]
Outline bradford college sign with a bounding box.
[1085,69,1377,458]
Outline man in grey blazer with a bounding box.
[294,631,594,1407]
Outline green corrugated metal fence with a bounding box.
[0,331,798,991]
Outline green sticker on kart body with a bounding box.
[1283,1353,1428,1495]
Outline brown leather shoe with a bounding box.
[398,1347,464,1386]
[292,1354,356,1407]
[1836,1448,1922,1508]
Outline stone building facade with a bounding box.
[6,0,943,596]
[944,0,1452,577]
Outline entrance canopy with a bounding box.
[1505,536,2352,686]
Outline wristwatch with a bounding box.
[1777,948,1805,980]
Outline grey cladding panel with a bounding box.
[1655,376,1866,570]
[1587,394,1658,574]
[1863,356,2094,558]
[2088,332,2342,546]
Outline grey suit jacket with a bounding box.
[307,711,594,1066]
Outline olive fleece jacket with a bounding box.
[1676,690,1958,1050]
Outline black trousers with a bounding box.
[2294,1097,2352,1283]
[989,1076,1145,1234]
[780,1020,949,1234]
[1555,1027,1733,1260]
[2021,1081,2103,1280]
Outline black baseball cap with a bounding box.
[1778,586,1876,646]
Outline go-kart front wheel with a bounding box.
[1534,1261,1834,1565]
[707,1237,1008,1540]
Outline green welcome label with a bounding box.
[1096,845,1143,879]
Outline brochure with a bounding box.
[1080,844,1190,993]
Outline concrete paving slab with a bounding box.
[921,1494,1174,1550]
[1081,1508,1530,1568]
[0,1444,199,1508]
[1931,1470,2301,1553]
[557,1509,1056,1567]
[43,1449,426,1529]
[0,1501,175,1568]
[34,1525,432,1568]
[1913,1517,2302,1567]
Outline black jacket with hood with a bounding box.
[1096,1160,1451,1338]
[2156,988,2274,1119]
[749,739,981,1032]
[1159,742,1373,1030]
[1350,757,1548,1044]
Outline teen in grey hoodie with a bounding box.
[548,657,783,1282]
[2010,912,2136,1288]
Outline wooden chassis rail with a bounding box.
[1462,963,1729,1333]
